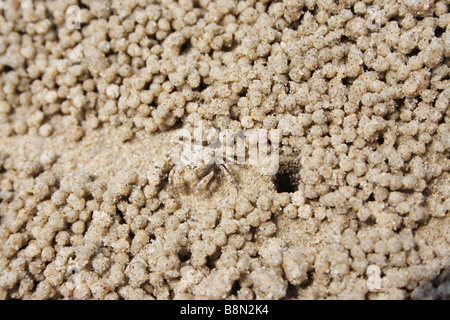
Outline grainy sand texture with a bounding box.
[0,0,449,300]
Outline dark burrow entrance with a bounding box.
[273,163,300,193]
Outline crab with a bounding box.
[167,131,236,196]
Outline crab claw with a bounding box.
[195,170,215,194]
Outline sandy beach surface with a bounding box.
[0,0,449,299]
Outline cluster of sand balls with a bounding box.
[0,0,449,299]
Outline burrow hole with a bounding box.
[273,163,300,193]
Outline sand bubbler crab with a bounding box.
[166,126,238,196]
